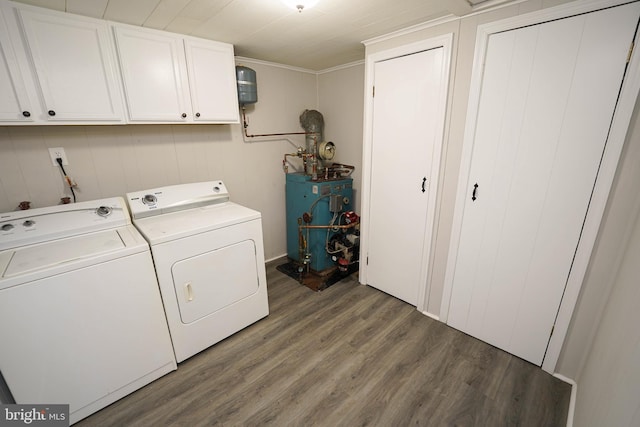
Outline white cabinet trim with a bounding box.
[440,0,640,373]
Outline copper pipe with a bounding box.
[242,107,319,139]
[283,152,316,173]
[298,222,359,230]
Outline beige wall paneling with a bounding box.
[573,195,640,426]
[557,99,640,379]
[0,59,320,262]
[317,63,365,212]
[232,59,319,260]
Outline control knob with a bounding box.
[142,194,157,206]
[95,206,113,217]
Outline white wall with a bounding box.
[0,59,318,261]
[556,100,640,378]
[573,188,640,426]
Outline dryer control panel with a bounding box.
[127,181,230,219]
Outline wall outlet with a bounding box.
[48,147,68,166]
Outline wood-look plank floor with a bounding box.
[76,259,571,426]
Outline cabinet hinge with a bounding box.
[366,256,369,266]
[628,41,635,64]
[372,86,375,97]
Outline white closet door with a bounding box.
[447,3,640,365]
[367,47,445,305]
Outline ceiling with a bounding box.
[11,0,502,71]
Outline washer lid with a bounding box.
[132,202,261,245]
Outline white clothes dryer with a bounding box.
[126,181,269,363]
[0,198,176,424]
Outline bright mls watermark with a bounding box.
[0,405,68,426]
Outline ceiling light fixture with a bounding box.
[280,0,319,13]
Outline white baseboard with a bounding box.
[553,373,577,427]
[421,310,440,322]
[266,253,287,264]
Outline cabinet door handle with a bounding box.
[181,113,187,118]
[195,112,201,118]
[48,110,56,116]
[421,177,427,193]
[22,111,31,117]
[472,183,479,201]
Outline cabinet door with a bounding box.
[0,7,32,122]
[114,26,191,122]
[184,38,239,123]
[446,3,640,365]
[18,8,123,122]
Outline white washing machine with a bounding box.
[126,181,269,363]
[0,198,176,424]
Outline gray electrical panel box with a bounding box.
[329,194,343,213]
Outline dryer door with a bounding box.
[171,239,259,324]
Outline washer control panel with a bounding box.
[0,198,129,251]
[142,194,158,206]
[127,181,230,219]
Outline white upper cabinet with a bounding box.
[114,25,239,124]
[0,0,239,125]
[114,26,191,123]
[0,6,32,122]
[15,5,125,123]
[184,38,239,123]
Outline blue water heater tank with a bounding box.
[236,66,257,106]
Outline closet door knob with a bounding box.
[22,111,31,117]
[48,110,56,116]
[181,113,187,118]
[195,112,201,118]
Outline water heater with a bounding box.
[236,66,257,106]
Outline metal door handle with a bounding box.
[421,177,427,193]
[472,183,479,201]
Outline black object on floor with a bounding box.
[276,260,358,292]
